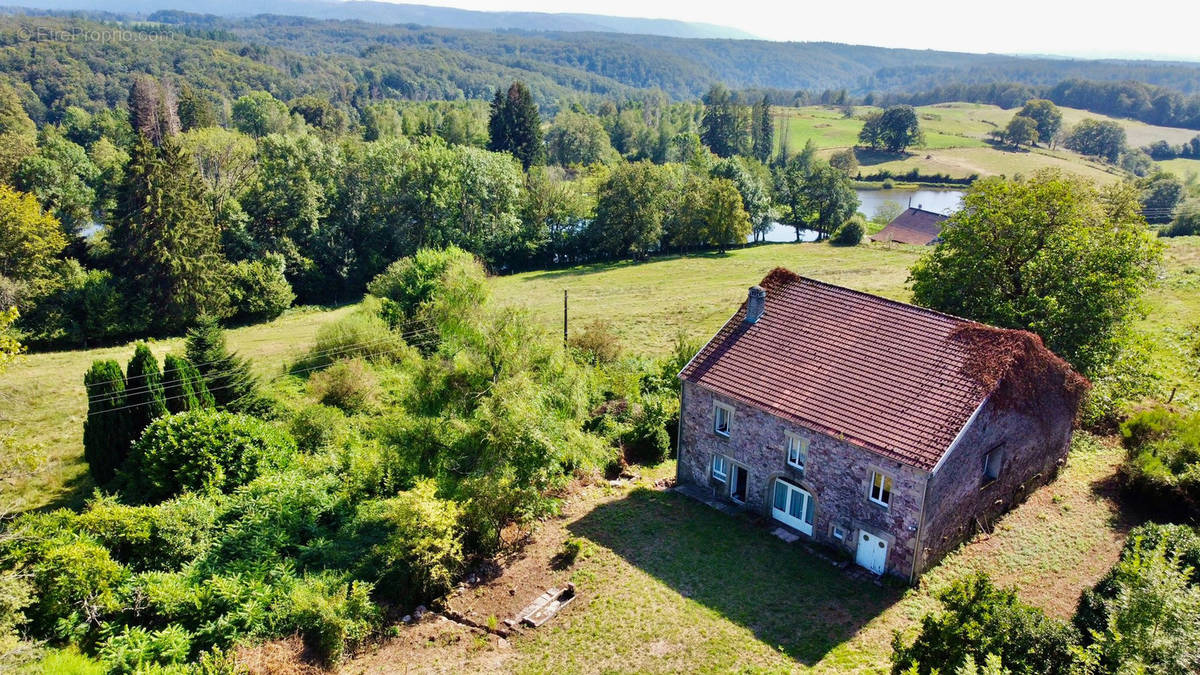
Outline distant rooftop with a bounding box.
[870,207,948,246]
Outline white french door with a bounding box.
[771,480,814,535]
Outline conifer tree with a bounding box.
[751,96,773,163]
[82,359,131,485]
[185,316,258,410]
[108,136,228,332]
[487,82,543,170]
[162,353,215,413]
[125,343,168,440]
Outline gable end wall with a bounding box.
[914,397,1075,575]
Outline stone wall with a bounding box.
[677,380,929,579]
[915,395,1075,575]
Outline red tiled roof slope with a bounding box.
[680,270,985,471]
[870,207,948,245]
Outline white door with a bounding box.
[855,530,888,575]
[771,480,814,535]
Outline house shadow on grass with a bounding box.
[567,487,902,667]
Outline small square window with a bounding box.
[833,526,846,541]
[713,403,733,437]
[869,471,893,507]
[786,433,809,471]
[712,455,728,482]
[983,449,1003,482]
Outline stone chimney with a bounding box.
[745,285,766,324]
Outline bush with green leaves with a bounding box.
[1073,535,1200,674]
[301,308,408,370]
[1075,523,1200,639]
[568,319,623,365]
[162,354,215,414]
[30,537,128,638]
[890,572,1077,675]
[1118,404,1200,522]
[290,403,348,452]
[97,623,192,673]
[369,481,463,605]
[283,575,380,666]
[309,358,379,413]
[367,246,482,322]
[830,214,866,246]
[122,409,296,502]
[226,254,295,324]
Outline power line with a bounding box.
[85,314,442,391]
[85,326,442,411]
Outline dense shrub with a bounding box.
[0,572,32,656]
[1076,523,1200,639]
[161,354,215,414]
[284,576,379,665]
[30,538,128,636]
[122,409,296,502]
[623,396,673,465]
[1074,536,1200,673]
[308,358,379,413]
[226,254,295,324]
[97,623,192,673]
[1162,199,1200,237]
[891,572,1077,675]
[290,403,348,452]
[371,481,464,604]
[830,214,865,246]
[302,309,408,369]
[366,246,482,323]
[568,319,623,365]
[82,359,132,486]
[1118,404,1200,522]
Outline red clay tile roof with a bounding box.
[870,207,948,245]
[679,270,986,471]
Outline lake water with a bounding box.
[755,187,965,243]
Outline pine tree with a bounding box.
[108,136,228,332]
[125,343,168,440]
[82,359,131,485]
[753,96,774,163]
[162,353,215,413]
[487,82,543,170]
[185,316,258,410]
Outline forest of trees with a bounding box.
[1,65,882,349]
[1,11,1200,129]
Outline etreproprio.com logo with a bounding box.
[13,25,174,43]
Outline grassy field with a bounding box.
[776,102,1197,182]
[0,305,354,512]
[7,236,1200,515]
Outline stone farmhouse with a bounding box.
[675,268,1088,581]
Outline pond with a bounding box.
[753,187,965,243]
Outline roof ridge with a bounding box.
[779,273,975,328]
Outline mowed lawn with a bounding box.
[776,102,1193,182]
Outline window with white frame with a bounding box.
[785,433,809,471]
[869,471,893,507]
[983,449,1003,482]
[713,403,733,437]
[712,454,728,482]
[833,525,846,541]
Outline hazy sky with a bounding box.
[392,0,1200,61]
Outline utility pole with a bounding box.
[563,289,568,347]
